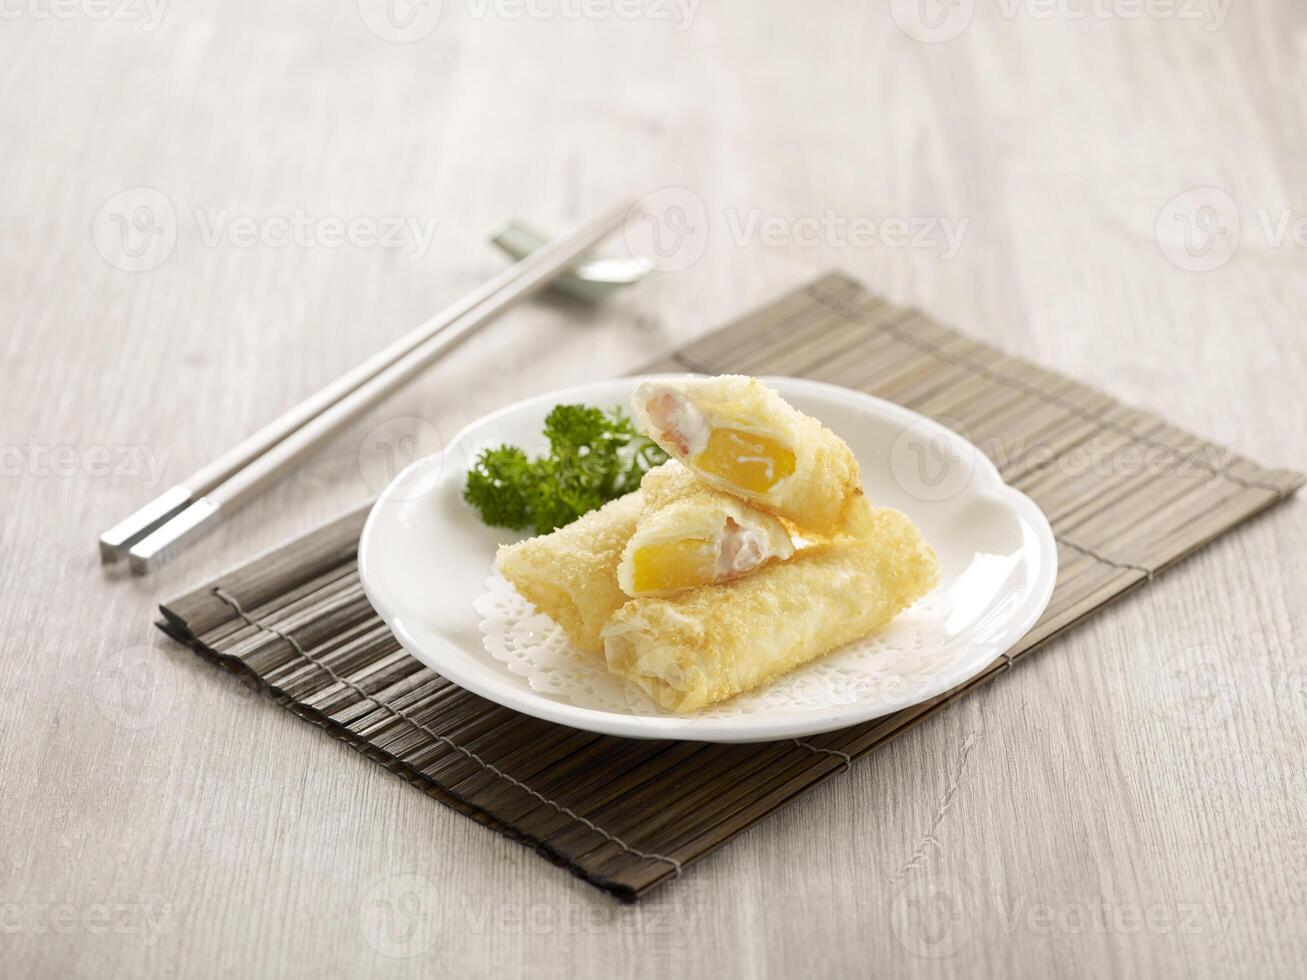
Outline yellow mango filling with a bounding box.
[631,538,717,593]
[693,427,796,495]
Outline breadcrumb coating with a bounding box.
[495,490,644,653]
[602,506,940,712]
[632,375,864,534]
[618,465,795,597]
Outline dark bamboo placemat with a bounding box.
[156,272,1303,901]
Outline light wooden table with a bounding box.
[2,2,1304,977]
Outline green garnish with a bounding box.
[464,404,668,534]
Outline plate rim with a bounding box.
[359,374,1058,742]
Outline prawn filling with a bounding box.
[641,391,796,495]
[630,538,718,594]
[694,427,796,495]
[627,517,776,595]
[634,376,866,536]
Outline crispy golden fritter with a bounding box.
[495,490,644,653]
[632,375,864,535]
[602,506,939,712]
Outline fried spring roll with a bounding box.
[618,471,795,598]
[492,464,745,648]
[602,506,940,712]
[637,459,703,510]
[495,490,644,653]
[632,375,863,534]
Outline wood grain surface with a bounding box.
[2,2,1304,977]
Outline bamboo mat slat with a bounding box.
[156,271,1303,901]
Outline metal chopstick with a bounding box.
[103,197,636,574]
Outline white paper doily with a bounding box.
[474,572,966,720]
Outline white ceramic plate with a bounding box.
[359,376,1057,743]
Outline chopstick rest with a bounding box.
[490,219,646,303]
[102,198,639,574]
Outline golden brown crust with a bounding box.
[632,376,863,534]
[638,459,703,509]
[618,474,795,597]
[602,506,940,712]
[494,490,644,653]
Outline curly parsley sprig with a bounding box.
[463,404,668,534]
